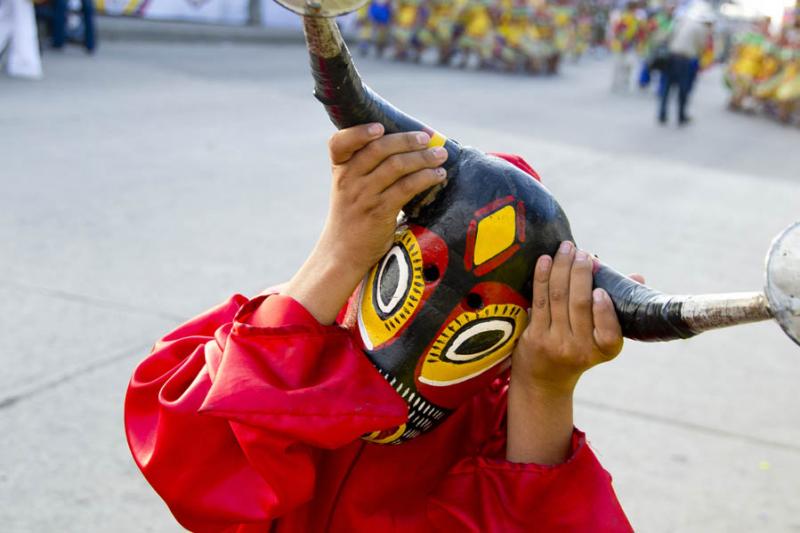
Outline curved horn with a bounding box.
[593,221,799,345]
[276,0,461,169]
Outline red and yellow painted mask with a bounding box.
[354,148,573,444]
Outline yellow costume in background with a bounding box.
[522,7,559,74]
[726,28,800,123]
[416,0,457,63]
[495,6,530,67]
[392,0,421,58]
[456,0,495,67]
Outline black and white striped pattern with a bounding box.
[374,367,450,444]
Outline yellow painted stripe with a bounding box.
[96,0,105,12]
[427,131,447,148]
[123,0,142,15]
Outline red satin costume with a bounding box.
[124,155,633,532]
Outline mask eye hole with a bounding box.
[465,293,483,310]
[423,264,440,283]
[443,318,515,363]
[374,245,411,318]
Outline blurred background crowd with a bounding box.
[351,0,800,124]
[0,2,796,128]
[2,0,798,90]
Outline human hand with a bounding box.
[511,241,625,396]
[284,123,447,325]
[318,123,448,276]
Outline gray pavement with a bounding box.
[96,15,306,45]
[1,41,799,532]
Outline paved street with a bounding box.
[1,39,799,532]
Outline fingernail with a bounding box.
[593,289,605,303]
[416,132,431,146]
[559,241,573,254]
[435,168,447,179]
[368,123,384,136]
[538,255,552,272]
[575,250,588,262]
[432,146,448,159]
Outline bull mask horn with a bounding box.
[274,0,800,348]
[276,1,460,168]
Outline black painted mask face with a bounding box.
[354,148,573,444]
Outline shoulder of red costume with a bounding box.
[488,152,543,183]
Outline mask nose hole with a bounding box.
[465,293,483,310]
[423,265,440,282]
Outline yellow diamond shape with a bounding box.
[474,205,516,265]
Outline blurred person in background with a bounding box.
[658,1,715,125]
[610,1,645,91]
[637,6,675,92]
[590,0,611,54]
[573,4,594,60]
[51,0,96,52]
[725,5,800,124]
[454,0,495,69]
[356,1,392,58]
[34,0,96,53]
[778,1,800,122]
[391,0,421,61]
[524,5,561,74]
[493,3,531,71]
[551,0,576,61]
[0,0,43,78]
[414,0,457,65]
[724,15,773,111]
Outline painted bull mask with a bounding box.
[357,151,568,443]
[274,0,800,445]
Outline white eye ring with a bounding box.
[375,245,411,316]
[443,319,514,363]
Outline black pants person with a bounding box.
[37,0,96,52]
[659,54,695,124]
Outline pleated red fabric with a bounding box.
[125,293,632,532]
[125,153,630,532]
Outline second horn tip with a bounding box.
[765,221,800,347]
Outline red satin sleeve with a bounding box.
[124,294,406,532]
[427,428,633,532]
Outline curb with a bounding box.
[97,15,308,45]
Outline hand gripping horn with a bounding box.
[274,0,800,348]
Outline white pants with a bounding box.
[612,50,637,92]
[0,0,43,79]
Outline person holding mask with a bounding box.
[124,124,636,531]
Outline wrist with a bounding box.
[510,365,580,399]
[316,224,380,279]
[324,247,374,283]
[285,249,366,325]
[509,372,576,404]
[506,372,575,465]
